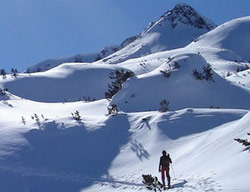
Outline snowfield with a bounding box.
[0,4,250,192]
[1,63,131,102]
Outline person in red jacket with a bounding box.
[159,150,172,188]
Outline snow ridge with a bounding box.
[26,46,119,73]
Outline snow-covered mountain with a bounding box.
[101,4,216,64]
[26,45,119,73]
[112,16,250,113]
[0,4,250,192]
[26,4,216,73]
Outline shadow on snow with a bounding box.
[0,114,131,192]
[158,109,242,139]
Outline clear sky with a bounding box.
[0,0,249,72]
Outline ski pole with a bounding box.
[171,164,176,179]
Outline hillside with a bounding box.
[112,53,250,112]
[190,16,250,61]
[0,3,250,192]
[101,4,216,64]
[0,99,249,192]
[1,63,132,102]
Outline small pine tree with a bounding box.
[71,110,82,121]
[235,133,250,147]
[106,104,119,116]
[226,71,232,77]
[105,69,134,99]
[235,133,250,154]
[33,113,41,129]
[0,69,7,79]
[236,67,241,73]
[193,64,214,81]
[11,68,18,78]
[203,64,213,81]
[193,69,204,80]
[160,100,169,112]
[160,69,171,78]
[21,116,26,125]
[236,65,250,73]
[173,61,180,69]
[0,88,7,96]
[34,113,40,124]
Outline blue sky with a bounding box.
[0,0,249,72]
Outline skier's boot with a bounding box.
[167,176,171,189]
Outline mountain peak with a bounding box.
[142,4,216,36]
[102,4,216,64]
[163,3,215,30]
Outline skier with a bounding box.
[159,150,172,188]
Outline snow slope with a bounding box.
[0,4,250,192]
[114,16,250,88]
[0,99,249,191]
[0,63,131,102]
[190,16,250,61]
[84,109,250,192]
[187,16,250,87]
[101,4,216,64]
[112,52,250,112]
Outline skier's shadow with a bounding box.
[172,179,188,188]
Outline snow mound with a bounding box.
[0,63,130,102]
[111,53,250,112]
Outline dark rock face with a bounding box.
[163,4,215,30]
